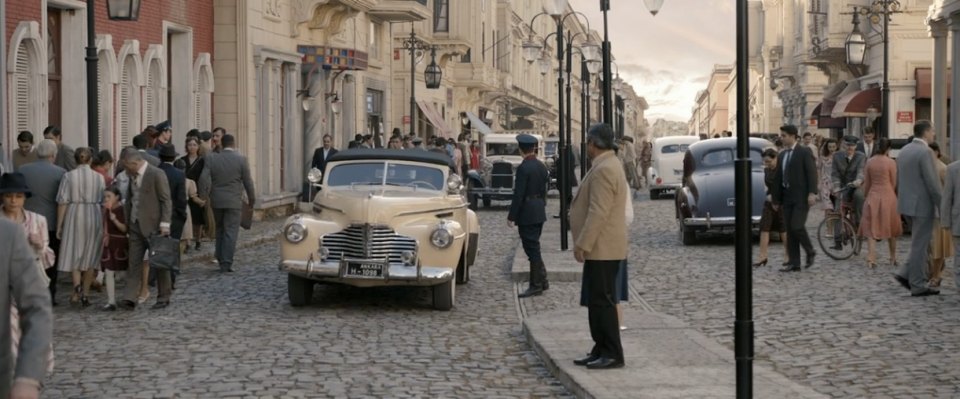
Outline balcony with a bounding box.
[369,0,430,22]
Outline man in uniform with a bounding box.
[508,134,550,298]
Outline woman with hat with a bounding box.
[56,147,104,307]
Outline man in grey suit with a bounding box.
[132,134,161,166]
[18,139,66,305]
[0,218,52,399]
[895,120,942,297]
[941,154,960,289]
[119,150,173,310]
[42,125,75,171]
[202,134,256,272]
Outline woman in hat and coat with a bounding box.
[56,147,104,306]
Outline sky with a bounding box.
[569,0,736,122]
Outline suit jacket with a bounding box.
[898,139,942,218]
[55,143,76,171]
[569,151,628,261]
[772,144,819,206]
[311,147,338,173]
[941,161,960,235]
[201,149,256,209]
[0,219,52,399]
[831,151,866,189]
[139,150,160,167]
[857,140,879,159]
[124,164,173,236]
[159,163,188,239]
[508,155,548,225]
[18,161,67,228]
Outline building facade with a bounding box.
[689,64,733,136]
[3,0,214,160]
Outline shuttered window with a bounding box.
[13,44,31,134]
[119,59,134,147]
[143,64,156,126]
[97,56,108,149]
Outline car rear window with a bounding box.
[660,144,689,154]
[700,149,764,167]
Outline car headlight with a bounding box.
[307,168,323,184]
[400,250,417,266]
[430,225,454,249]
[446,174,463,193]
[284,222,307,243]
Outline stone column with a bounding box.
[951,15,960,158]
[303,67,325,169]
[931,19,949,157]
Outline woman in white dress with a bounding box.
[56,148,104,307]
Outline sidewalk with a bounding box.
[181,216,287,264]
[515,216,826,398]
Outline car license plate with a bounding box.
[673,169,683,176]
[346,263,384,278]
[727,198,735,206]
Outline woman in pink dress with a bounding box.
[859,139,902,268]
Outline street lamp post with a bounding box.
[88,0,141,150]
[734,0,753,397]
[401,28,442,138]
[601,0,661,129]
[845,1,902,139]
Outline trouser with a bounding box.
[47,231,59,304]
[834,188,865,243]
[584,259,624,362]
[951,239,960,289]
[214,208,242,269]
[783,201,814,267]
[898,216,934,293]
[124,223,173,303]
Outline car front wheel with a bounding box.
[288,274,314,307]
[433,277,456,311]
[679,218,697,245]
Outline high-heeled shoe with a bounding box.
[80,295,91,308]
[752,259,768,267]
[866,260,877,269]
[70,285,81,305]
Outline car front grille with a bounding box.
[491,162,514,188]
[321,224,417,264]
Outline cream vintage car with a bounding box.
[279,149,480,310]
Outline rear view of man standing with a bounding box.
[570,123,628,370]
[508,134,549,298]
[895,120,942,296]
[202,134,256,273]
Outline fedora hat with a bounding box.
[158,143,179,159]
[0,173,32,198]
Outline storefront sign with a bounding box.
[897,111,913,123]
[402,115,411,124]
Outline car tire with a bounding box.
[288,274,314,307]
[482,196,492,208]
[433,276,456,311]
[679,219,697,245]
[456,249,470,285]
[650,189,659,200]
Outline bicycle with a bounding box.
[817,185,862,260]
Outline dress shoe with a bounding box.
[804,253,816,269]
[118,300,136,310]
[893,274,911,291]
[574,354,600,366]
[150,302,170,310]
[586,357,625,370]
[101,304,117,311]
[779,265,801,272]
[911,288,940,297]
[830,243,843,251]
[518,286,544,298]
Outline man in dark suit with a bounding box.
[856,126,879,158]
[0,219,52,399]
[348,134,363,149]
[509,134,549,298]
[772,124,819,272]
[132,134,161,167]
[201,134,256,272]
[310,134,338,173]
[119,150,173,310]
[831,135,866,248]
[158,144,188,239]
[42,125,75,171]
[18,139,66,305]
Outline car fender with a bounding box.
[466,170,485,188]
[676,186,696,219]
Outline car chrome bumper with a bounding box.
[279,259,453,283]
[650,183,681,190]
[684,216,761,228]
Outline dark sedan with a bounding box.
[675,137,773,245]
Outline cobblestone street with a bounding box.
[46,206,571,398]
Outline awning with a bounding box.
[915,67,952,99]
[818,99,847,128]
[465,111,493,135]
[832,87,881,118]
[415,99,454,138]
[807,103,822,120]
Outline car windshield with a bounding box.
[699,149,764,168]
[326,162,445,190]
[487,143,521,156]
[661,144,690,154]
[543,142,559,156]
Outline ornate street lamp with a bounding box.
[543,0,569,16]
[845,2,901,139]
[522,36,543,64]
[643,0,665,16]
[845,8,866,65]
[424,48,442,89]
[586,59,601,75]
[537,54,552,76]
[88,0,141,149]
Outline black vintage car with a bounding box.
[675,137,773,245]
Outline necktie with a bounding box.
[782,149,792,188]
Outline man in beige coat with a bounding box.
[570,123,628,370]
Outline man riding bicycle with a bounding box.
[831,135,867,249]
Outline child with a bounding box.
[100,186,128,311]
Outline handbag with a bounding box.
[148,234,181,272]
[240,202,253,230]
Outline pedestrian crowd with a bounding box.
[758,121,954,297]
[1,122,255,398]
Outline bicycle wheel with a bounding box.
[818,216,857,260]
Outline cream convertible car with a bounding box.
[279,149,480,310]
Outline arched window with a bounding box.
[144,59,163,126]
[118,55,140,147]
[96,44,118,151]
[193,54,214,131]
[7,22,46,146]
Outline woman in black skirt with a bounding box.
[755,148,787,267]
[176,136,207,250]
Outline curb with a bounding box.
[522,318,594,399]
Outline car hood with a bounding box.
[486,155,523,166]
[688,169,766,218]
[318,189,463,225]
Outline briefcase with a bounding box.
[148,234,181,272]
[240,202,253,230]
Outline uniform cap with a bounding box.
[842,135,859,145]
[516,134,538,148]
[155,120,172,132]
